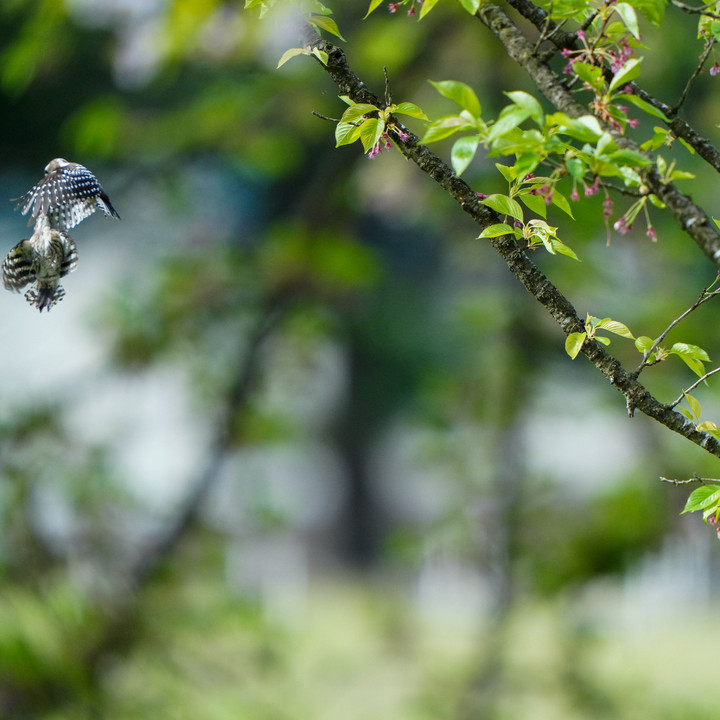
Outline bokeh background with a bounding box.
[2,1,720,718]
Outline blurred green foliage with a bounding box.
[0,0,719,717]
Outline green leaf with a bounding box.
[670,169,695,181]
[505,90,544,126]
[359,118,385,153]
[573,62,605,92]
[335,121,362,147]
[393,102,428,120]
[614,2,640,38]
[551,190,574,219]
[547,236,580,260]
[277,47,307,68]
[634,335,654,353]
[595,336,611,346]
[419,116,471,143]
[419,0,441,18]
[479,223,514,238]
[616,93,667,120]
[684,392,702,420]
[456,0,480,13]
[596,319,634,338]
[565,157,586,182]
[678,407,693,421]
[308,14,346,40]
[364,0,385,18]
[451,135,479,175]
[630,0,665,24]
[480,193,524,222]
[519,192,547,218]
[311,47,328,65]
[670,343,711,362]
[565,332,587,359]
[671,343,710,376]
[341,103,379,123]
[550,113,603,142]
[495,164,517,182]
[429,80,481,118]
[488,107,531,141]
[682,485,720,514]
[608,149,651,167]
[678,355,706,377]
[609,58,643,93]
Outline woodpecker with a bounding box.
[14,157,120,230]
[2,213,79,312]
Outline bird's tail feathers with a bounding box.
[25,284,65,312]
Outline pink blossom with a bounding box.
[583,177,599,197]
[603,196,613,220]
[711,63,720,76]
[646,226,657,242]
[570,186,579,202]
[613,217,631,234]
[388,2,399,11]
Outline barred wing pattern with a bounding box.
[14,158,120,230]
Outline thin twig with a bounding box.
[672,36,715,113]
[633,287,720,377]
[312,110,340,122]
[670,0,720,19]
[669,366,720,408]
[659,474,718,485]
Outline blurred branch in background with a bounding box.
[1,0,720,718]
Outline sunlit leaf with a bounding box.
[609,58,643,92]
[277,47,307,68]
[364,0,385,18]
[615,2,640,38]
[308,14,346,40]
[565,332,586,359]
[359,118,385,153]
[505,90,544,126]
[429,80,481,118]
[451,135,479,175]
[480,193,524,222]
[393,102,428,120]
[479,223,514,238]
[684,392,702,420]
[456,0,480,13]
[420,0,441,18]
[519,192,547,219]
[596,319,634,338]
[682,485,720,514]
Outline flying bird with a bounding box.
[2,213,79,312]
[3,158,119,311]
[14,157,120,230]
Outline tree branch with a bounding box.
[474,3,720,266]
[311,38,720,459]
[507,0,720,174]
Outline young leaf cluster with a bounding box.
[334,96,427,154]
[565,313,711,381]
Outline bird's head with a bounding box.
[45,158,70,173]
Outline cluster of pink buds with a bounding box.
[368,133,393,159]
[388,0,421,15]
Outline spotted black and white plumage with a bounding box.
[14,158,120,230]
[2,213,79,312]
